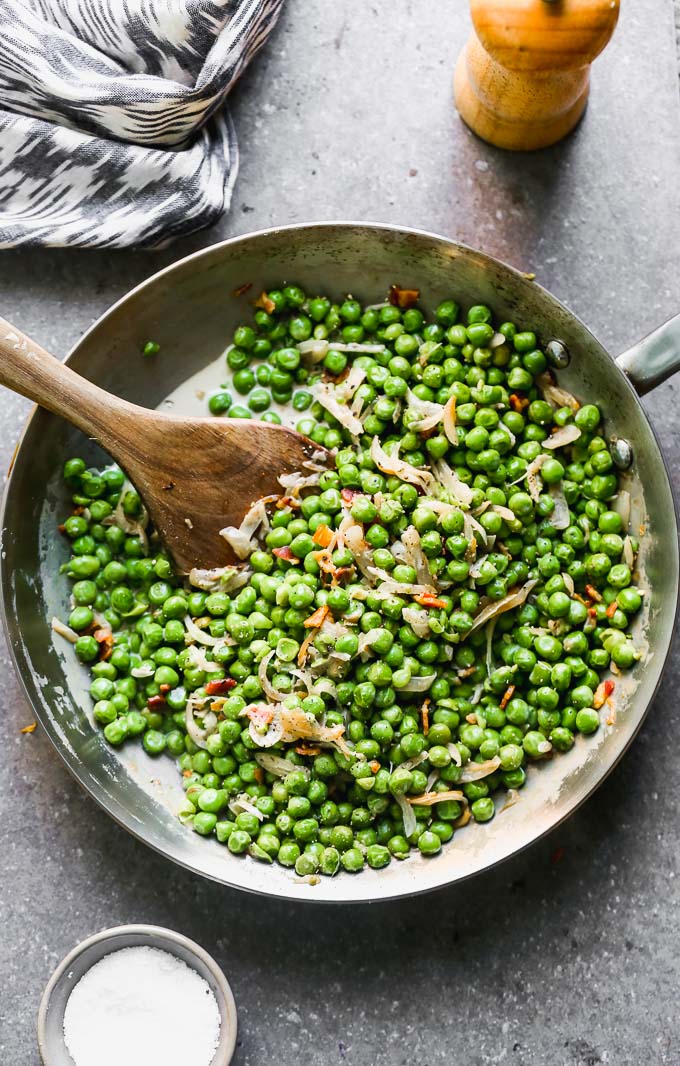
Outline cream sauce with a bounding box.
[158,348,303,430]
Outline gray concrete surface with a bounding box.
[2,2,680,1063]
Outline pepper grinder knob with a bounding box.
[454,0,620,151]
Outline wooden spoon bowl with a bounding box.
[0,317,323,571]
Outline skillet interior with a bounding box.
[2,222,677,903]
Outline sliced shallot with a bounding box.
[459,756,501,782]
[395,791,417,838]
[464,579,539,638]
[402,607,431,639]
[51,617,79,643]
[254,753,309,778]
[400,674,436,693]
[184,614,235,648]
[543,424,581,449]
[258,648,289,701]
[442,395,457,445]
[370,437,435,492]
[431,457,474,507]
[188,566,250,592]
[220,497,270,559]
[316,382,364,437]
[405,388,444,432]
[407,789,464,806]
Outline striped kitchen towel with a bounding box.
[0,0,284,248]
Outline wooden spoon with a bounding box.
[0,317,325,571]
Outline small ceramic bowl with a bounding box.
[38,924,238,1065]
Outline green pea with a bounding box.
[617,587,642,614]
[608,564,632,589]
[104,719,128,746]
[338,847,363,872]
[541,458,564,484]
[227,828,251,853]
[247,387,271,412]
[471,798,495,822]
[507,367,533,391]
[433,299,457,326]
[417,830,441,855]
[75,635,100,663]
[69,606,94,632]
[575,404,601,432]
[72,579,98,605]
[356,843,387,870]
[610,640,638,669]
[93,700,117,725]
[68,555,100,578]
[209,390,233,415]
[64,457,86,484]
[550,727,575,752]
[466,321,494,346]
[499,743,523,771]
[143,730,166,756]
[575,708,600,734]
[513,331,537,353]
[523,731,550,758]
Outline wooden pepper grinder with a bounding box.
[454,0,620,151]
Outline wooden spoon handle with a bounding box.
[0,315,139,446]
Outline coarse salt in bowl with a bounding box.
[38,925,237,1066]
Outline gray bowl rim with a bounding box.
[37,923,238,1066]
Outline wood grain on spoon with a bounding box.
[0,317,325,572]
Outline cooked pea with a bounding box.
[209,390,233,415]
[104,718,128,746]
[248,387,271,412]
[143,730,166,756]
[575,708,600,734]
[227,828,251,853]
[417,830,441,855]
[75,635,100,663]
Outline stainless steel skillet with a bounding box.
[2,222,678,904]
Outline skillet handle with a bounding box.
[616,313,680,396]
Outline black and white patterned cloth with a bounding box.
[0,0,284,248]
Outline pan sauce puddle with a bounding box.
[158,349,301,430]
